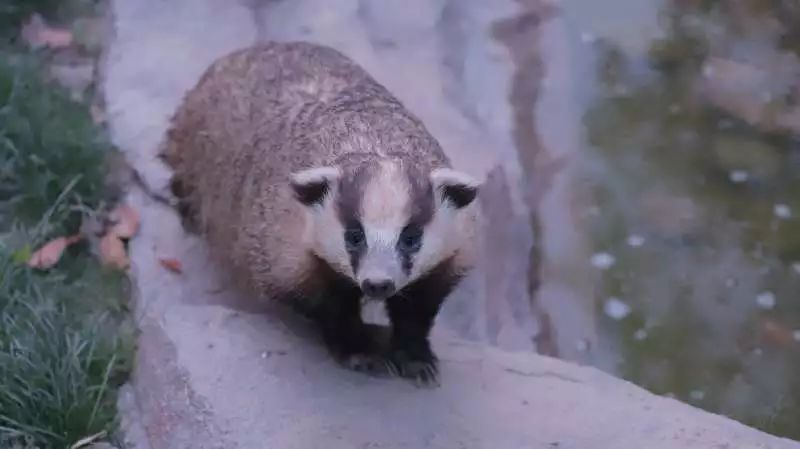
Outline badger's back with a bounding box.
[161,41,450,299]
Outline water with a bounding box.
[539,0,800,439]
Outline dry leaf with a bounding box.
[36,28,73,48]
[108,204,139,239]
[761,318,793,347]
[99,234,129,270]
[90,103,107,124]
[159,258,183,274]
[21,13,74,49]
[27,234,82,269]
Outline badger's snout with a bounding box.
[357,238,403,299]
[361,278,396,299]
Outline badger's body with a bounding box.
[161,41,481,385]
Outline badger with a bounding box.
[160,41,481,386]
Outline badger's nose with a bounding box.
[361,279,396,299]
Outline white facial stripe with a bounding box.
[430,167,480,191]
[361,162,411,229]
[290,166,340,187]
[305,191,353,277]
[353,162,412,288]
[357,248,399,282]
[367,228,398,247]
[407,192,471,279]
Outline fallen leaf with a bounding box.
[21,13,74,49]
[761,318,793,347]
[27,234,82,269]
[108,204,139,239]
[159,258,183,274]
[37,28,73,48]
[99,234,129,270]
[90,103,107,124]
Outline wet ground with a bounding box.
[532,0,800,439]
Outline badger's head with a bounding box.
[289,159,480,300]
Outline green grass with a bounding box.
[0,0,59,36]
[0,0,95,42]
[0,53,110,230]
[0,23,134,449]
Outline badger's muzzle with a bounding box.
[357,243,403,300]
[361,278,396,298]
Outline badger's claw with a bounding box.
[384,350,440,388]
[395,360,440,388]
[343,352,440,387]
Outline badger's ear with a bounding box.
[289,166,341,206]
[430,168,480,209]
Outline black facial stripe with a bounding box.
[336,162,375,274]
[396,225,422,275]
[335,162,373,224]
[403,163,435,228]
[343,224,366,274]
[399,251,414,275]
[398,164,436,275]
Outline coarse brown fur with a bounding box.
[160,41,480,385]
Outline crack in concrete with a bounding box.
[503,367,581,383]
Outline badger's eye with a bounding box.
[344,226,365,251]
[398,226,423,253]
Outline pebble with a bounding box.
[793,262,800,275]
[728,170,749,183]
[774,204,792,219]
[591,252,616,269]
[689,389,705,401]
[604,298,631,320]
[702,63,715,79]
[793,330,800,342]
[626,234,645,247]
[756,291,776,310]
[633,328,648,341]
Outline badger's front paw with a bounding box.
[384,348,440,388]
[343,351,439,387]
[343,353,391,376]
